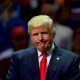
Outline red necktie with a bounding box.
[40,53,48,80]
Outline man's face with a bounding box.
[30,24,55,52]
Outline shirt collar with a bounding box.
[37,43,55,57]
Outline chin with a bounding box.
[38,48,48,53]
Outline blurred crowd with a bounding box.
[0,0,80,80]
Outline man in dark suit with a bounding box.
[6,15,80,80]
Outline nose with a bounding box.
[38,33,43,40]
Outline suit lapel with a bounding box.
[46,46,62,80]
[30,47,40,80]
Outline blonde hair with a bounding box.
[28,15,56,33]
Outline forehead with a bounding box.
[31,24,51,32]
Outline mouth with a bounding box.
[38,41,46,45]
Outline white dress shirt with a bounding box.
[37,43,55,67]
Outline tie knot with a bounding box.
[41,53,47,57]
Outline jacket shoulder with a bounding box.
[12,47,36,60]
[60,48,78,58]
[58,48,79,64]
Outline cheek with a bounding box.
[46,34,53,41]
[31,37,37,43]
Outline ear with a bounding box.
[53,32,55,38]
[30,35,34,42]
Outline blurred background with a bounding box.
[0,0,80,80]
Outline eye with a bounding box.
[41,32,48,34]
[32,33,38,36]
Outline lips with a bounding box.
[38,41,46,45]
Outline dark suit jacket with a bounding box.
[6,46,80,80]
